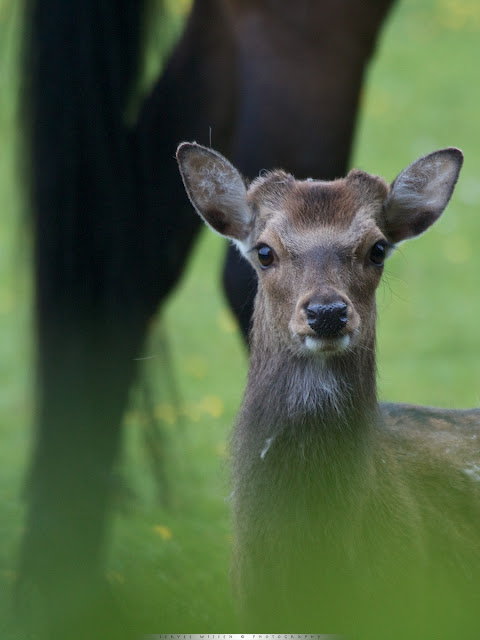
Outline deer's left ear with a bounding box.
[176,142,252,245]
[383,148,463,243]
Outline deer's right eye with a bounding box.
[257,244,275,268]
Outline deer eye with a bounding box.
[257,244,275,268]
[369,241,387,266]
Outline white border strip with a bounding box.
[146,636,340,639]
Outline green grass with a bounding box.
[1,0,480,636]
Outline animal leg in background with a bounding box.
[223,0,395,338]
[19,0,235,636]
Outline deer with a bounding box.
[176,142,480,639]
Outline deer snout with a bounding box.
[305,301,348,338]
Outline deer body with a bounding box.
[177,143,480,637]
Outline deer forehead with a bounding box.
[248,175,388,254]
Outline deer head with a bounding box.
[177,143,463,360]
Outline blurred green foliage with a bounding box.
[1,0,480,636]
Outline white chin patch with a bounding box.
[304,334,351,354]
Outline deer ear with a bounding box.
[383,148,463,243]
[176,142,252,243]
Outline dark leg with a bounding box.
[222,244,257,342]
[220,0,395,337]
[19,1,238,636]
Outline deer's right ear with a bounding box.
[176,142,252,245]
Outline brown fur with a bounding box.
[177,143,476,638]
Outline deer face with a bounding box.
[243,171,393,356]
[177,143,463,357]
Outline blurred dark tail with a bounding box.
[19,1,154,636]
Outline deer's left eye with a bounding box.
[369,241,388,266]
[257,244,274,268]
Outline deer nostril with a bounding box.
[305,302,348,338]
[305,306,320,322]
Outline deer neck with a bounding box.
[235,323,379,520]
[246,315,378,432]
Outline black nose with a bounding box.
[305,302,348,338]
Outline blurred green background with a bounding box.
[1,0,480,635]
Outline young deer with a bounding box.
[177,143,480,638]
